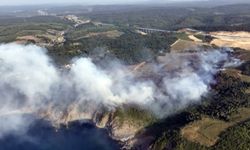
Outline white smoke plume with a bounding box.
[0,43,240,137]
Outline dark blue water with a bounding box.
[0,119,120,150]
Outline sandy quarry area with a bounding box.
[210,31,250,50]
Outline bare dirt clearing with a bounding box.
[170,39,208,53]
[210,31,250,50]
[188,35,202,42]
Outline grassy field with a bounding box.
[170,39,206,52]
[74,30,123,40]
[240,74,250,94]
[240,74,250,82]
[0,23,68,43]
[213,120,250,150]
[175,32,192,41]
[67,25,118,41]
[222,68,250,94]
[181,107,250,146]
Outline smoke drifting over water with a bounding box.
[0,43,240,137]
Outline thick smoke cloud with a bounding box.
[0,43,240,137]
[69,58,154,106]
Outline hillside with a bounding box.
[0,4,250,150]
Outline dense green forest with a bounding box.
[85,4,250,31]
[52,29,177,64]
